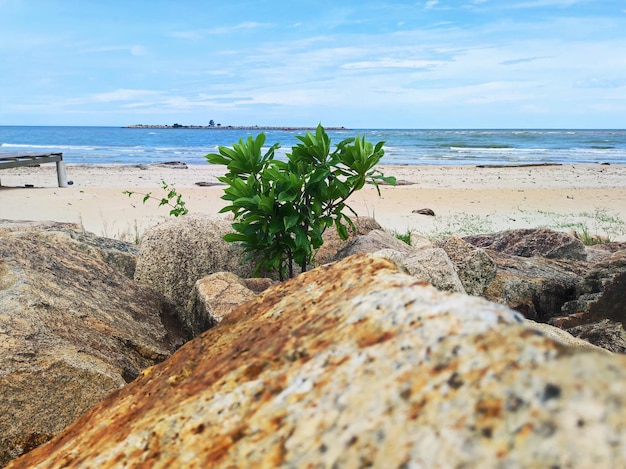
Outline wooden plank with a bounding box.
[0,153,67,187]
[0,153,63,169]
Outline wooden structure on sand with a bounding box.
[0,153,68,188]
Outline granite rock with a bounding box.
[9,254,626,468]
[134,214,267,314]
[314,217,384,266]
[379,247,465,293]
[331,229,414,262]
[0,222,185,467]
[184,272,257,338]
[464,228,587,260]
[435,236,497,296]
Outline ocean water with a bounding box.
[0,126,625,166]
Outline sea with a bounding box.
[1,126,625,166]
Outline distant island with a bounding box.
[123,123,349,130]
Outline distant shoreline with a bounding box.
[123,124,350,130]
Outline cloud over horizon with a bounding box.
[1,0,624,128]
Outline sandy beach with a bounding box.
[2,163,626,242]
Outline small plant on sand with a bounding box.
[206,124,395,279]
[392,228,414,245]
[429,213,495,238]
[123,180,189,217]
[573,226,610,246]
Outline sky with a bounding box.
[1,0,625,128]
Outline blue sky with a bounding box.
[1,0,625,128]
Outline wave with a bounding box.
[442,144,513,149]
[1,143,98,151]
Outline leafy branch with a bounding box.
[123,180,189,217]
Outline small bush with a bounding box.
[206,124,395,279]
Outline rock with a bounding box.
[314,216,383,266]
[435,236,497,296]
[0,223,186,467]
[464,228,587,260]
[584,241,626,262]
[8,254,626,468]
[409,232,434,250]
[184,272,257,338]
[564,320,626,354]
[134,214,266,315]
[558,250,626,328]
[380,247,465,293]
[242,277,276,294]
[523,319,611,354]
[412,208,435,216]
[479,251,583,322]
[548,250,626,352]
[0,220,138,278]
[331,229,414,262]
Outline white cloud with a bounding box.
[82,45,146,56]
[500,56,550,65]
[342,59,440,70]
[91,89,161,103]
[171,22,273,40]
[507,0,585,8]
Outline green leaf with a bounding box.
[283,212,300,230]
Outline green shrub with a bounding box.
[206,124,395,279]
[123,180,189,217]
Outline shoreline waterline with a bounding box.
[2,127,626,166]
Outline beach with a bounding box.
[2,163,626,242]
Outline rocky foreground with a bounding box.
[1,216,625,467]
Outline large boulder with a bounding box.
[440,230,626,353]
[565,319,626,354]
[0,222,186,467]
[184,272,258,338]
[476,251,584,322]
[331,229,415,261]
[0,220,138,278]
[9,254,626,468]
[464,228,587,260]
[549,249,626,352]
[314,216,383,266]
[379,247,465,293]
[557,250,626,328]
[435,236,497,296]
[134,214,265,314]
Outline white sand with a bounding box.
[2,163,626,241]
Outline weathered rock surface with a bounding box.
[314,216,383,266]
[9,254,626,468]
[134,214,266,313]
[431,229,626,353]
[565,319,626,354]
[379,247,465,293]
[331,229,415,261]
[523,319,611,354]
[0,222,186,467]
[184,272,257,337]
[464,227,587,260]
[558,250,626,328]
[435,236,497,296]
[476,251,584,322]
[545,249,626,352]
[0,220,138,278]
